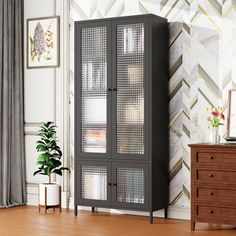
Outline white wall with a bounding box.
[24,0,70,207]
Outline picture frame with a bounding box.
[226,89,236,140]
[27,16,60,68]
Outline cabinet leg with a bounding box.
[74,205,78,216]
[164,207,168,219]
[92,207,95,212]
[149,211,153,224]
[191,221,195,231]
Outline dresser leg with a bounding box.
[92,207,95,212]
[191,221,195,231]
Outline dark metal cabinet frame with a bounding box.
[74,14,169,223]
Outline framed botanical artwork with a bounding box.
[27,16,60,68]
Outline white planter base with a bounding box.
[38,183,61,213]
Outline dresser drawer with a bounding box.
[189,144,236,230]
[196,187,236,206]
[197,152,236,166]
[196,170,236,184]
[197,205,236,224]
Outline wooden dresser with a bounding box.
[189,143,236,231]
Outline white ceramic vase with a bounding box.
[39,183,60,206]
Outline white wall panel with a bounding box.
[24,70,54,123]
[25,135,48,184]
[24,0,54,18]
[24,0,69,207]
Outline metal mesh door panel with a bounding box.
[81,26,107,153]
[81,165,107,201]
[116,167,144,204]
[116,23,144,155]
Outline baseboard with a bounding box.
[26,185,38,206]
[27,193,38,206]
[27,192,190,220]
[69,197,190,220]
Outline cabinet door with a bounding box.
[76,161,112,207]
[75,21,112,158]
[111,17,150,159]
[111,162,149,210]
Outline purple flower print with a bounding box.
[33,22,45,60]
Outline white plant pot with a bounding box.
[39,183,60,206]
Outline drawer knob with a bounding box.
[208,156,213,160]
[208,173,214,178]
[208,209,214,214]
[208,192,214,195]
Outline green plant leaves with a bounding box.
[52,167,70,176]
[36,144,47,152]
[50,159,61,168]
[34,121,70,182]
[33,169,42,176]
[52,169,62,176]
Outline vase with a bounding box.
[39,183,60,206]
[211,127,220,144]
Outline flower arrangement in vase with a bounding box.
[207,106,225,144]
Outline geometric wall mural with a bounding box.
[70,0,236,212]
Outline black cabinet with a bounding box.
[74,14,169,223]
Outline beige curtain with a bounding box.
[0,0,26,207]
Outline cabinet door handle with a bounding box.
[208,156,213,160]
[208,209,214,214]
[208,192,214,195]
[113,183,117,186]
[112,88,117,91]
[108,88,112,91]
[208,173,214,178]
[108,183,112,186]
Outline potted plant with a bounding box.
[34,121,69,212]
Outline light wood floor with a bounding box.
[0,206,235,236]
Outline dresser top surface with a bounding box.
[188,143,236,149]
